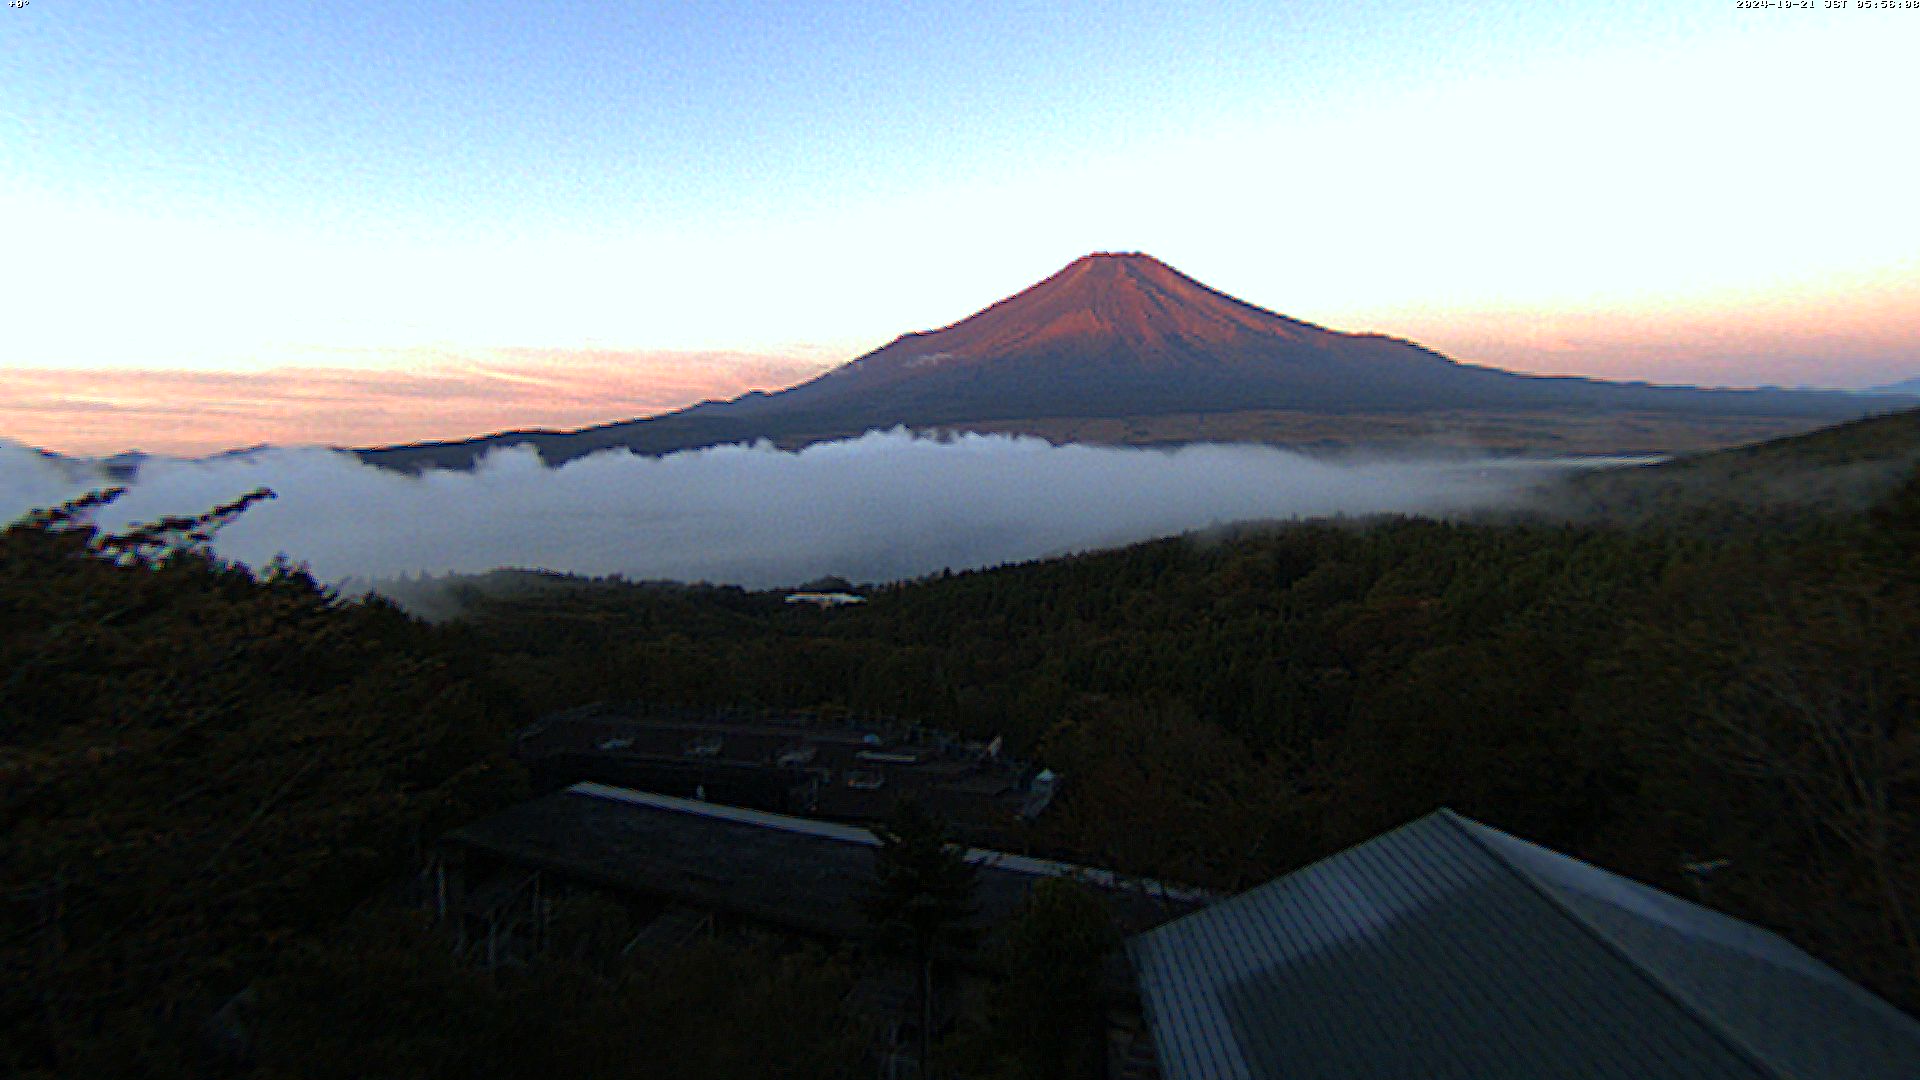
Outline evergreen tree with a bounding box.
[862,799,978,1075]
[987,878,1119,1079]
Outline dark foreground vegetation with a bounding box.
[5,408,1919,1076]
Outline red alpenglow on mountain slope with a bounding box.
[761,252,1466,418]
[361,253,1880,470]
[684,252,1877,428]
[877,252,1320,358]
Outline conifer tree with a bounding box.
[862,799,977,1076]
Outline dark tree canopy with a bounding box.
[449,461,1920,1013]
[10,439,1920,1075]
[986,878,1120,1079]
[1,493,533,1076]
[862,799,979,963]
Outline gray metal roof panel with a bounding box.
[447,783,1204,942]
[1455,812,1920,1080]
[1130,810,1920,1080]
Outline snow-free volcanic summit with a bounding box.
[362,254,1885,471]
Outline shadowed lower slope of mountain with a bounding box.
[359,253,1895,471]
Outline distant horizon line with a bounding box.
[6,255,1917,459]
[13,370,1918,463]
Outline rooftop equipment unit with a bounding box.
[775,745,818,767]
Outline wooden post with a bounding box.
[920,956,933,1079]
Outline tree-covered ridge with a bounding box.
[1,494,529,1076]
[1548,404,1920,524]
[0,497,1066,1078]
[450,467,1920,1010]
[6,414,1918,1074]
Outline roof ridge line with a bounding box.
[571,781,1222,902]
[1438,809,1791,1080]
[570,781,882,846]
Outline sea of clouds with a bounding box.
[1,430,1579,591]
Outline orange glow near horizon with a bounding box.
[9,6,1917,459]
[5,263,1915,458]
[1373,270,1920,389]
[0,349,841,457]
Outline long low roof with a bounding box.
[1128,808,1920,1080]
[444,782,1205,941]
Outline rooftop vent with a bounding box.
[775,745,818,767]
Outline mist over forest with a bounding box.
[10,410,1920,1078]
[12,0,1920,1074]
[0,431,1590,589]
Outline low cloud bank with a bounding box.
[1,430,1578,590]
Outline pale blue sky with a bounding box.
[13,3,1682,236]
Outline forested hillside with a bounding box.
[450,450,1920,1011]
[6,417,1918,1075]
[1552,405,1920,524]
[0,496,868,1079]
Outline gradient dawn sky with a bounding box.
[4,1,1917,455]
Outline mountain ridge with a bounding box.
[359,253,1894,471]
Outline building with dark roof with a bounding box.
[1126,808,1920,1080]
[433,780,1205,1073]
[784,591,867,607]
[435,780,1205,959]
[513,703,1057,844]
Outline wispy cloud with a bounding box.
[0,347,840,456]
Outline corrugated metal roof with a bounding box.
[1455,815,1920,1080]
[572,782,881,845]
[570,782,1215,902]
[444,782,1206,941]
[1127,810,1920,1080]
